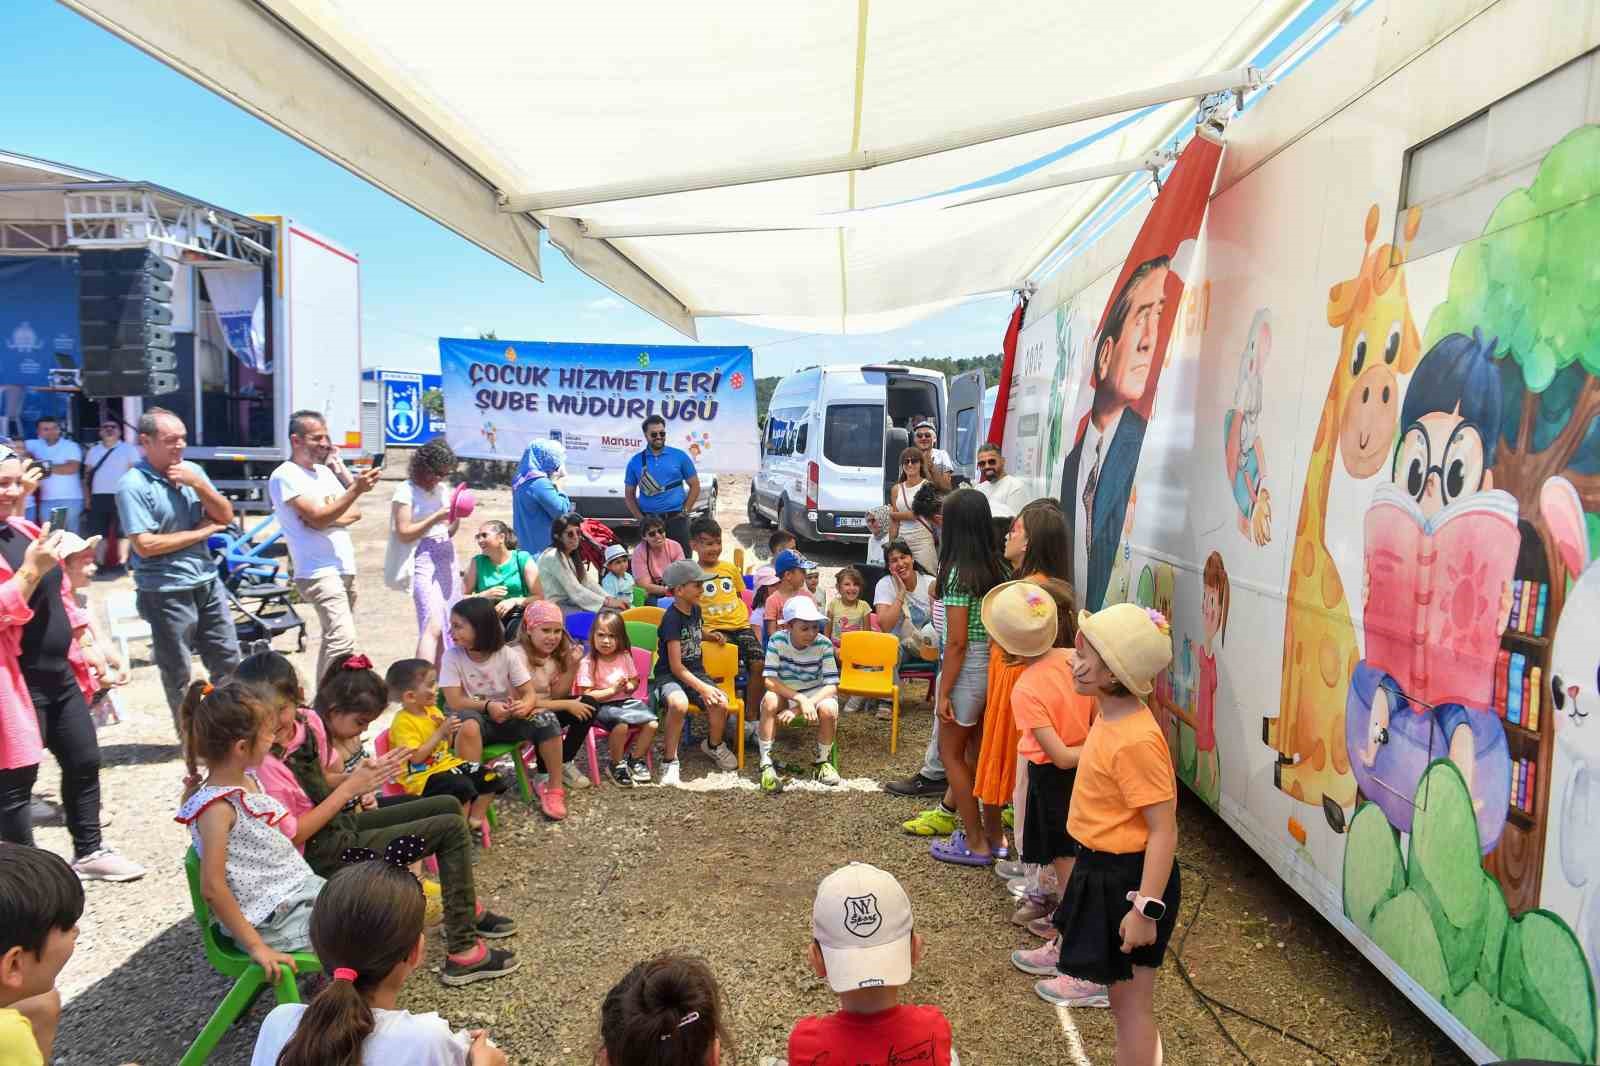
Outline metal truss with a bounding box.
[61,184,273,265]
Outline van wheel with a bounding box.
[747,491,768,528]
[779,498,812,547]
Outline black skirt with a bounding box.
[1020,760,1078,865]
[1052,848,1180,986]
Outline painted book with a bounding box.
[1363,484,1520,708]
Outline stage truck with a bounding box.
[0,152,363,507]
[992,5,1600,1062]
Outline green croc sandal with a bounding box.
[1001,805,1015,830]
[902,805,957,837]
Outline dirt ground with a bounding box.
[35,475,1472,1066]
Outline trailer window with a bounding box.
[823,404,883,467]
[1400,52,1593,260]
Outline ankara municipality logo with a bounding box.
[843,894,881,938]
[6,322,42,353]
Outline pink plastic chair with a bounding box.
[738,586,755,610]
[585,647,656,785]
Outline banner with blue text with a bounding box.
[438,338,758,471]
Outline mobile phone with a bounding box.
[48,506,68,530]
[371,452,386,470]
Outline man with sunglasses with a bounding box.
[81,421,139,572]
[910,419,954,492]
[624,414,700,554]
[974,443,1030,515]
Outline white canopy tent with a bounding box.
[59,0,1337,337]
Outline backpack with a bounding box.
[576,518,619,571]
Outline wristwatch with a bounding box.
[1126,891,1166,922]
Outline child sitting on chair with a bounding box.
[0,844,83,1066]
[654,559,733,787]
[385,657,507,831]
[575,609,657,788]
[758,597,842,791]
[601,544,636,601]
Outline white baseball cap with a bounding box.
[812,862,914,991]
[781,596,825,624]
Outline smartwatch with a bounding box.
[1126,891,1166,922]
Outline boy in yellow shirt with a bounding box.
[385,658,507,831]
[0,843,83,1066]
[690,517,765,716]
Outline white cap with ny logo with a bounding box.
[812,862,914,991]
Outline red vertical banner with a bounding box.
[987,294,1027,446]
[1058,131,1224,610]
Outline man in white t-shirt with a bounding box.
[911,420,954,491]
[82,419,140,571]
[268,409,381,681]
[974,443,1032,516]
[25,415,84,531]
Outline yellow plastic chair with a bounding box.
[181,848,321,1065]
[700,641,748,769]
[837,631,903,754]
[622,605,666,627]
[733,546,746,573]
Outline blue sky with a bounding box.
[0,2,1012,378]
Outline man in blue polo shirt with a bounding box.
[115,407,241,730]
[624,414,700,554]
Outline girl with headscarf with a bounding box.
[512,439,573,557]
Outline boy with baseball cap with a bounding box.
[764,549,816,630]
[653,557,734,786]
[789,861,958,1065]
[757,596,841,791]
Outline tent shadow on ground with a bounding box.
[55,917,286,1066]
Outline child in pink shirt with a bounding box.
[574,610,657,787]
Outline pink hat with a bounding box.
[521,600,563,630]
[450,484,476,520]
[752,565,779,590]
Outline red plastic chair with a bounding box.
[586,647,656,784]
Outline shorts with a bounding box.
[653,676,713,711]
[594,697,657,728]
[768,689,839,715]
[1021,760,1079,865]
[454,705,562,746]
[717,625,764,666]
[422,764,509,806]
[1053,848,1181,986]
[944,638,990,727]
[247,871,326,953]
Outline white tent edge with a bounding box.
[57,0,701,339]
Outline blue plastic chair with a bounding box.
[566,611,597,643]
[208,514,286,585]
[656,596,674,609]
[743,574,755,590]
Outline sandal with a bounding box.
[930,830,994,867]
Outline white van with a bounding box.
[749,364,986,543]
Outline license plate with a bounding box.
[837,516,866,528]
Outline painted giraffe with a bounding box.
[1267,205,1422,826]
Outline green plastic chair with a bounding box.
[625,620,659,666]
[480,742,533,805]
[632,585,648,607]
[181,848,321,1066]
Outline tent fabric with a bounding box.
[64,0,1317,334]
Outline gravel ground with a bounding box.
[36,476,1470,1065]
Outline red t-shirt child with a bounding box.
[787,1004,957,1065]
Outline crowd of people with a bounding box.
[0,410,1183,1066]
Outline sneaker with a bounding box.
[1027,915,1058,940]
[71,847,144,883]
[842,696,865,715]
[474,910,517,939]
[610,762,634,787]
[1011,938,1061,976]
[760,763,782,793]
[700,739,739,771]
[628,757,651,784]
[885,773,945,798]
[1012,895,1055,926]
[814,760,841,786]
[1034,974,1110,1008]
[562,764,591,789]
[660,760,682,787]
[901,806,957,837]
[441,944,521,987]
[994,859,1026,881]
[538,785,567,820]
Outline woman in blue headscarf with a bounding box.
[512,438,573,557]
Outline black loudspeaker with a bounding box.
[78,248,179,398]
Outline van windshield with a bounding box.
[823,403,883,468]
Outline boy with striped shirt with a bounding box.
[759,597,842,791]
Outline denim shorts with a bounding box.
[595,698,657,727]
[946,638,990,727]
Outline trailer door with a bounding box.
[947,369,986,482]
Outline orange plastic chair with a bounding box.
[622,605,666,627]
[700,641,748,769]
[836,631,903,753]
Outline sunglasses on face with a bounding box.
[902,459,919,466]
[646,529,666,537]
[648,432,667,439]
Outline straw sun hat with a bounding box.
[1076,603,1174,697]
[980,580,1059,659]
